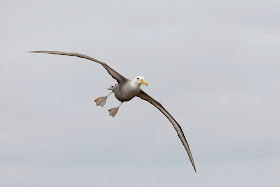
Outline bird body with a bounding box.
[113,80,139,102]
[113,76,147,102]
[30,50,197,172]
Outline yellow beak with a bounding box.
[141,79,148,86]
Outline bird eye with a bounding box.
[137,78,139,79]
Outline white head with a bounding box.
[131,76,148,87]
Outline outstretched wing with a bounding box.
[137,89,196,172]
[30,50,127,83]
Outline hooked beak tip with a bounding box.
[141,79,148,86]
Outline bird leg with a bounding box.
[108,102,123,117]
[94,92,113,107]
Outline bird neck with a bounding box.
[130,80,141,89]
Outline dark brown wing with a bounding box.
[137,89,196,172]
[30,50,126,83]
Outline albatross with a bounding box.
[30,50,197,172]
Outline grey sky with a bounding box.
[1,0,280,186]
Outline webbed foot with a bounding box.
[108,107,119,117]
[94,96,107,107]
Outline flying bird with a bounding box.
[30,50,197,172]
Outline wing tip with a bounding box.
[28,50,45,53]
[28,50,42,54]
[191,158,197,173]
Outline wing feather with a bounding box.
[137,89,196,172]
[30,50,126,83]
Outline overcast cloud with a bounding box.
[1,0,280,186]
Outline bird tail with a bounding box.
[107,84,115,91]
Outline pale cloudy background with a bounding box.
[1,0,280,186]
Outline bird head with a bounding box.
[133,76,148,86]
